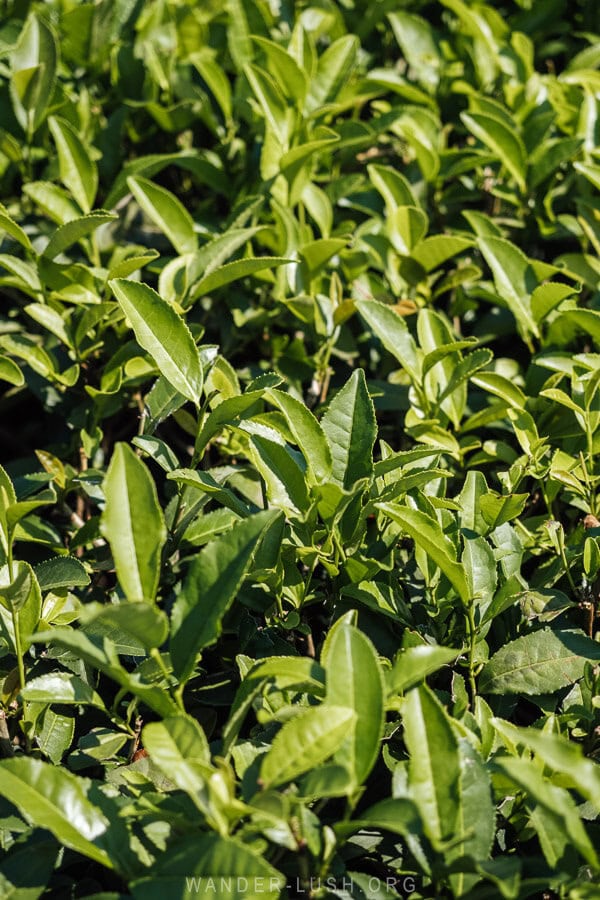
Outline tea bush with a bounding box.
[1,1,600,897]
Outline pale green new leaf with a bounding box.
[127,176,197,255]
[10,13,58,135]
[403,684,460,843]
[100,443,167,603]
[143,716,211,800]
[260,705,356,790]
[323,622,385,786]
[378,503,470,604]
[48,116,98,214]
[321,369,376,489]
[43,212,117,260]
[110,279,202,403]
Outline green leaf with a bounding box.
[100,442,167,603]
[461,112,526,191]
[448,740,496,895]
[321,369,376,489]
[130,834,285,900]
[37,708,75,765]
[378,503,470,604]
[127,176,197,256]
[492,718,600,809]
[479,492,528,530]
[48,116,98,214]
[471,371,527,409]
[390,205,428,255]
[143,716,211,799]
[478,237,538,340]
[35,556,89,591]
[110,279,202,403]
[259,705,356,790]
[0,757,111,867]
[322,622,385,786]
[0,204,33,253]
[479,628,600,694]
[168,468,249,519]
[411,234,473,271]
[530,282,575,322]
[356,299,421,383]
[388,645,461,694]
[248,432,310,515]
[0,561,41,652]
[402,684,460,843]
[20,672,104,707]
[0,355,24,386]
[10,13,58,135]
[31,626,179,718]
[265,388,331,484]
[306,34,359,112]
[244,63,290,145]
[42,212,117,260]
[78,602,169,651]
[188,256,291,305]
[495,755,598,867]
[170,510,279,683]
[368,163,416,210]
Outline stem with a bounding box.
[7,543,25,691]
[560,543,579,597]
[466,601,478,706]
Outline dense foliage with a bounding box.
[1,0,600,896]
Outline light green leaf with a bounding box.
[20,672,104,707]
[492,718,600,809]
[42,212,117,260]
[356,299,421,383]
[411,234,473,271]
[143,716,211,799]
[248,433,310,515]
[377,503,470,604]
[390,205,428,255]
[265,388,332,484]
[0,204,33,253]
[461,112,526,191]
[496,755,598,867]
[0,355,24,386]
[322,622,385,786]
[388,645,461,694]
[0,757,111,867]
[306,34,358,112]
[403,684,460,842]
[78,601,169,651]
[478,237,538,340]
[48,116,98,214]
[110,278,202,403]
[471,371,527,409]
[100,443,167,603]
[321,369,376,489]
[170,510,279,683]
[260,705,356,790]
[448,740,496,895]
[10,13,58,135]
[187,256,291,305]
[127,176,197,256]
